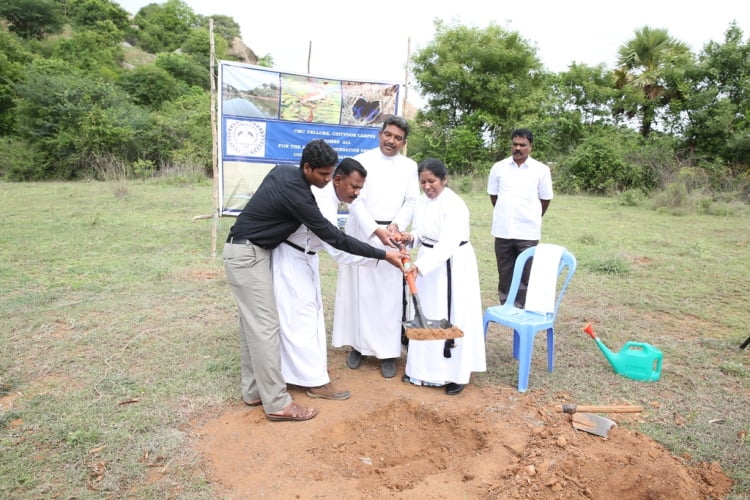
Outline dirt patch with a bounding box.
[192,357,732,499]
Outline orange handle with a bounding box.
[405,267,418,295]
[403,254,418,295]
[398,249,417,295]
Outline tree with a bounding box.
[182,26,227,66]
[155,51,209,89]
[613,26,693,137]
[410,21,546,171]
[118,65,189,108]
[0,0,64,39]
[14,58,148,178]
[51,23,124,75]
[67,0,130,31]
[132,0,197,53]
[675,22,750,166]
[554,63,619,126]
[199,14,240,45]
[0,26,33,134]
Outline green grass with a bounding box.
[1,181,748,497]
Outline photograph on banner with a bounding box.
[220,65,280,119]
[279,74,342,124]
[341,81,399,126]
[221,161,274,213]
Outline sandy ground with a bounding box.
[191,353,732,499]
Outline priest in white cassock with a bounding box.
[272,158,405,401]
[332,115,420,379]
[400,159,486,396]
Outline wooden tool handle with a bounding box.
[555,404,643,414]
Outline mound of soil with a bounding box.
[192,357,731,498]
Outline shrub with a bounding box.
[618,188,646,206]
[453,175,475,194]
[650,181,691,210]
[585,256,630,275]
[0,136,46,180]
[556,129,658,194]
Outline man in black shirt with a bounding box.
[224,139,406,421]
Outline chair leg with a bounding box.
[483,318,490,338]
[546,327,554,372]
[512,330,520,360]
[516,330,535,392]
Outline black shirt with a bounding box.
[227,164,386,260]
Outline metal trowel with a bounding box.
[570,412,617,438]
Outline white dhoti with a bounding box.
[273,183,379,386]
[272,241,329,387]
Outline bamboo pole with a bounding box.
[307,40,312,74]
[402,36,411,156]
[403,36,411,117]
[208,18,219,259]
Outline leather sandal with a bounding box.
[266,401,318,422]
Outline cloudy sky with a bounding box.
[118,0,748,104]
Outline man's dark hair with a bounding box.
[418,158,448,181]
[300,139,338,169]
[335,157,367,179]
[381,115,410,139]
[512,128,534,144]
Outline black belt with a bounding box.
[375,220,392,225]
[283,240,316,255]
[421,240,468,248]
[226,237,252,245]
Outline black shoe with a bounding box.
[381,358,397,378]
[346,349,362,369]
[445,383,464,395]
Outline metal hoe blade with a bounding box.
[571,412,617,437]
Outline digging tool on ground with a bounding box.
[555,404,643,414]
[401,246,463,340]
[555,403,639,438]
[569,413,617,438]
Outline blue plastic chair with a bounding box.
[483,245,577,392]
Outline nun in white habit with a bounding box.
[400,158,486,395]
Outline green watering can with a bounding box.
[583,323,662,382]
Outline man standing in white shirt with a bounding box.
[487,129,553,307]
[332,115,420,378]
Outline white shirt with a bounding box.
[487,155,553,240]
[348,148,419,235]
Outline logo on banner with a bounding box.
[226,119,266,157]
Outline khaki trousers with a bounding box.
[223,242,292,414]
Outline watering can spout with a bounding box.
[583,323,595,337]
[583,323,618,364]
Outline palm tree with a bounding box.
[613,27,692,137]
